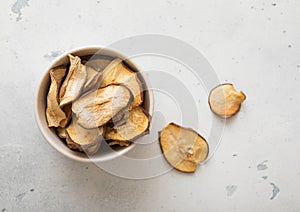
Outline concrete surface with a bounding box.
[1,0,300,211]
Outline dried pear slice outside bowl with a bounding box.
[208,83,246,118]
[35,46,154,162]
[159,123,209,173]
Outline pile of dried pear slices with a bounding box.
[46,54,150,154]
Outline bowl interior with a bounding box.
[35,47,153,162]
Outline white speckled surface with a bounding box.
[1,0,300,211]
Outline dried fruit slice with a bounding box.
[100,58,143,108]
[59,104,72,128]
[85,57,112,71]
[82,66,102,92]
[46,67,67,127]
[105,107,150,141]
[107,108,130,127]
[108,140,131,147]
[208,83,246,118]
[57,127,67,138]
[159,123,209,173]
[59,55,87,106]
[65,120,104,154]
[72,85,132,129]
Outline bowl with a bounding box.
[35,46,154,162]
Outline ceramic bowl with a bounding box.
[35,46,154,162]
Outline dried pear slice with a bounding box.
[59,55,87,106]
[112,110,127,124]
[86,57,112,71]
[108,140,131,147]
[72,85,132,129]
[82,66,102,92]
[66,132,101,154]
[59,104,72,128]
[105,107,150,141]
[57,127,67,138]
[65,120,104,154]
[159,123,209,173]
[46,67,67,127]
[208,83,246,118]
[100,58,143,108]
[107,109,130,127]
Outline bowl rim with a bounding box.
[35,45,154,163]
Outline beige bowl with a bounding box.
[35,46,154,162]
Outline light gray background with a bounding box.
[1,0,300,211]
